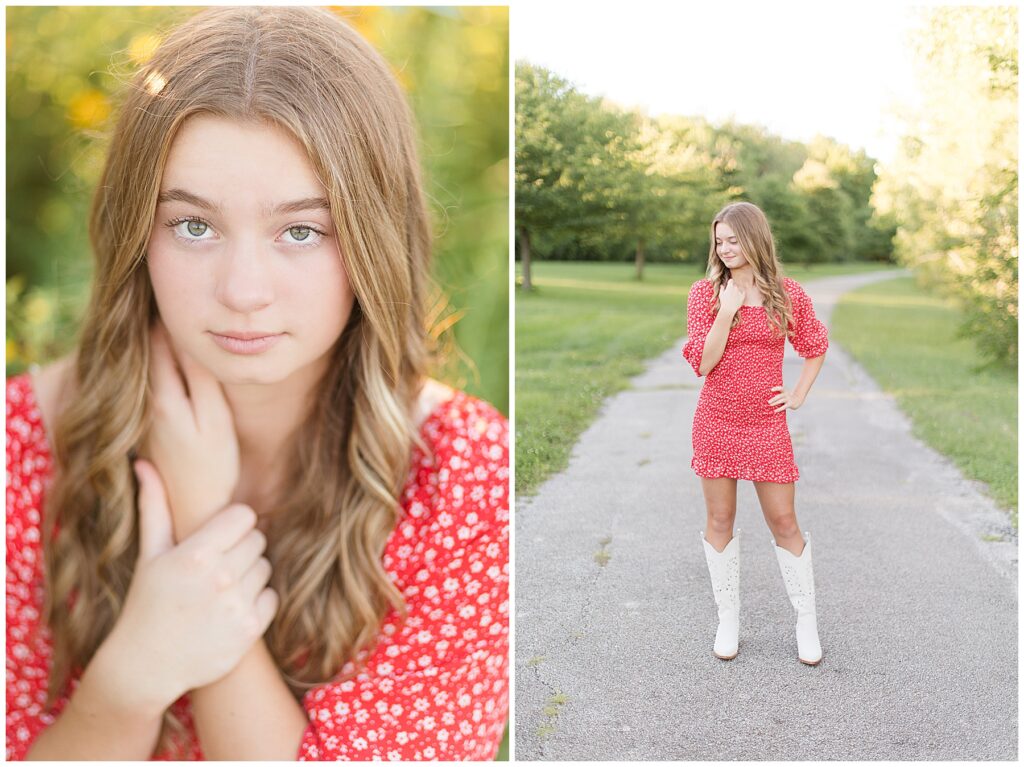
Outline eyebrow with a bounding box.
[156,188,331,216]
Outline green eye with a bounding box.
[288,226,311,241]
[186,220,208,237]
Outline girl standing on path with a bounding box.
[6,7,508,760]
[682,202,828,665]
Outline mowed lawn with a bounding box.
[515,260,896,495]
[830,276,1017,526]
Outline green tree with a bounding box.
[514,63,581,290]
[514,62,632,285]
[621,115,727,277]
[875,5,1017,367]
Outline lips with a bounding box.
[208,330,284,355]
[213,330,279,340]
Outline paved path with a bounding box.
[514,270,1017,761]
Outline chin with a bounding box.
[219,371,290,386]
[202,355,293,387]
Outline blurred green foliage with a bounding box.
[874,6,1017,369]
[6,6,509,414]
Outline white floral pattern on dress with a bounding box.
[682,277,828,483]
[5,375,509,761]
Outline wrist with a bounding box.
[167,487,228,542]
[93,627,177,718]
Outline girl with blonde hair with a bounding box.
[6,7,508,760]
[683,201,828,666]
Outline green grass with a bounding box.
[831,277,1017,525]
[497,726,508,760]
[515,260,897,494]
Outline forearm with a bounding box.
[793,354,826,400]
[25,639,166,760]
[698,309,737,375]
[190,639,309,760]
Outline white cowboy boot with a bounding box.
[701,529,740,660]
[773,531,823,665]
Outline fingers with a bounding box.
[176,348,230,428]
[254,588,279,634]
[134,460,175,562]
[223,528,268,581]
[151,321,230,430]
[149,321,191,421]
[180,503,257,557]
[238,557,273,602]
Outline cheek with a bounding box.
[146,247,200,323]
[290,255,355,337]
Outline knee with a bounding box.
[767,513,799,539]
[706,507,736,533]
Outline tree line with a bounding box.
[515,61,896,289]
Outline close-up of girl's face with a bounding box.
[146,113,353,386]
[714,221,748,271]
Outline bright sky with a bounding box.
[514,2,929,164]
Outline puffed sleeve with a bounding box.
[786,280,829,358]
[682,280,715,377]
[6,375,66,761]
[296,395,509,761]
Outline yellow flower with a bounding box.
[67,89,110,129]
[128,33,161,66]
[25,294,53,325]
[6,338,21,364]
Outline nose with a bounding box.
[214,244,274,314]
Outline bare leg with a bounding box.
[753,481,804,554]
[701,477,738,551]
[756,481,822,663]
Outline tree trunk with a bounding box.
[635,236,646,281]
[519,225,533,292]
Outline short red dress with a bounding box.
[5,374,509,761]
[682,277,828,483]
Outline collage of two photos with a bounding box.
[4,2,1018,764]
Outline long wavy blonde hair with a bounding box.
[41,7,436,757]
[706,201,794,337]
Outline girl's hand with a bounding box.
[146,321,239,542]
[719,278,745,315]
[105,460,277,709]
[768,386,805,413]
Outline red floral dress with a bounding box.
[5,374,509,761]
[682,277,829,483]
